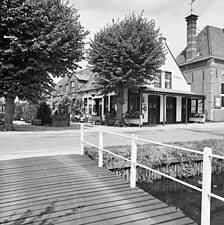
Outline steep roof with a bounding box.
[56,68,92,87]
[78,73,100,93]
[176,25,224,64]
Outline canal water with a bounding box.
[138,173,224,225]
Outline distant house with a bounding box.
[54,68,92,98]
[176,13,224,121]
[77,38,205,126]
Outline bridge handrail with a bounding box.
[80,124,224,225]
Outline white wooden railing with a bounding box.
[80,123,224,225]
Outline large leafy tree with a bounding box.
[88,12,166,120]
[0,0,88,130]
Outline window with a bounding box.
[70,81,76,93]
[110,96,117,113]
[89,104,92,115]
[104,96,109,113]
[221,83,224,107]
[165,72,172,89]
[65,84,69,93]
[84,98,87,114]
[154,71,161,88]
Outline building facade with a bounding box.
[176,13,224,121]
[54,68,92,98]
[78,38,205,126]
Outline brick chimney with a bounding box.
[185,14,198,61]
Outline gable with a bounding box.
[160,39,190,91]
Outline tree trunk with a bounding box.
[4,94,16,131]
[116,88,124,121]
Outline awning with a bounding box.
[142,87,205,99]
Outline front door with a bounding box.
[148,95,160,125]
[166,97,176,124]
[181,98,187,123]
[181,98,190,123]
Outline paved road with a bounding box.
[0,122,224,160]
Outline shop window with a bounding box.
[128,91,140,113]
[221,83,224,107]
[165,72,172,89]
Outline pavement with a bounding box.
[0,121,224,161]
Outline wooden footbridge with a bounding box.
[0,154,196,225]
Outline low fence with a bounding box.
[80,124,224,225]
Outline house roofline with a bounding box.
[178,55,224,67]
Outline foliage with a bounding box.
[36,101,52,125]
[13,101,23,120]
[71,97,84,115]
[0,0,89,130]
[22,102,38,122]
[189,113,205,118]
[53,95,71,114]
[125,110,140,119]
[70,96,84,122]
[88,12,165,121]
[84,138,224,181]
[88,12,165,93]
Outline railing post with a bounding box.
[130,134,137,188]
[201,147,212,225]
[80,123,84,155]
[99,127,103,167]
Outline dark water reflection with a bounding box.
[137,173,224,225]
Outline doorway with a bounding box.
[148,95,160,125]
[166,97,176,124]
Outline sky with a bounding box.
[67,0,224,70]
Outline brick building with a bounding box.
[176,13,224,121]
[54,68,92,98]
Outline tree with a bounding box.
[88,12,166,121]
[0,0,89,130]
[36,101,52,125]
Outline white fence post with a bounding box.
[80,123,84,155]
[130,134,137,188]
[201,147,212,225]
[99,127,103,167]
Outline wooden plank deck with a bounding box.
[0,154,197,225]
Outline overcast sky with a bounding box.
[68,0,224,70]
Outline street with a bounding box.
[0,122,224,161]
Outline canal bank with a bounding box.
[138,173,224,225]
